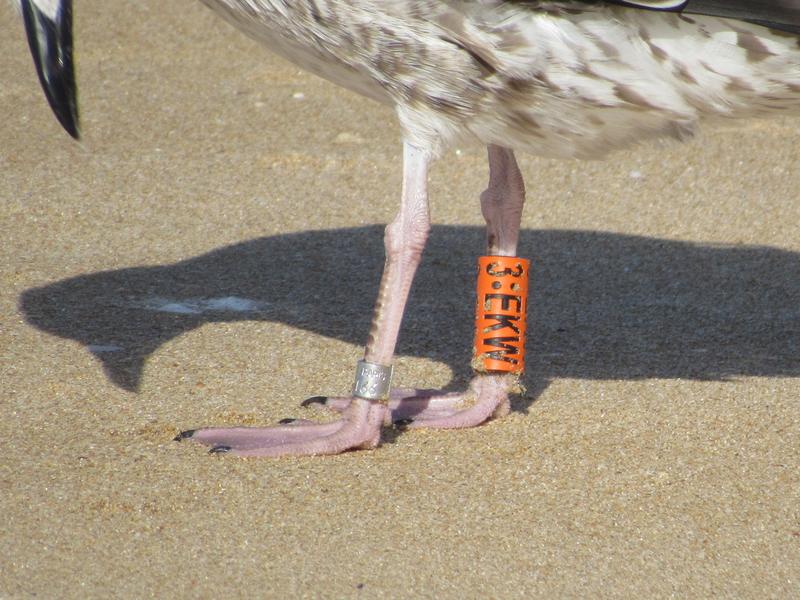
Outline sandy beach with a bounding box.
[1,2,798,597]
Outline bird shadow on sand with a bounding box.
[19,225,800,413]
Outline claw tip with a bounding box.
[394,418,414,430]
[301,395,328,407]
[173,429,196,441]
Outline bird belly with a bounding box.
[198,0,391,105]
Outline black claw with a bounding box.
[278,418,298,424]
[394,418,414,430]
[173,429,196,441]
[209,445,232,454]
[301,396,328,407]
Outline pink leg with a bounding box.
[176,142,432,456]
[405,145,527,426]
[307,145,527,429]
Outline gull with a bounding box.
[16,0,800,456]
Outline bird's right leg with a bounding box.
[176,142,431,455]
[312,145,527,429]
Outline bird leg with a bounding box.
[311,145,527,429]
[177,142,432,455]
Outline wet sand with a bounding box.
[1,2,798,597]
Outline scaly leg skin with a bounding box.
[176,142,432,456]
[306,145,527,429]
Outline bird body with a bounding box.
[16,0,800,455]
[201,1,800,158]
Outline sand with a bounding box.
[1,2,798,597]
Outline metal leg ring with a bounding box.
[352,360,393,401]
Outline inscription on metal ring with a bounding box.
[352,360,393,400]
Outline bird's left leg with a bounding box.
[177,142,431,455]
[316,145,527,429]
[389,144,527,427]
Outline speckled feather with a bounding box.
[198,1,800,158]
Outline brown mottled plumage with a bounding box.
[202,1,800,157]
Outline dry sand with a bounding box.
[1,2,798,597]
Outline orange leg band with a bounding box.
[473,256,530,374]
